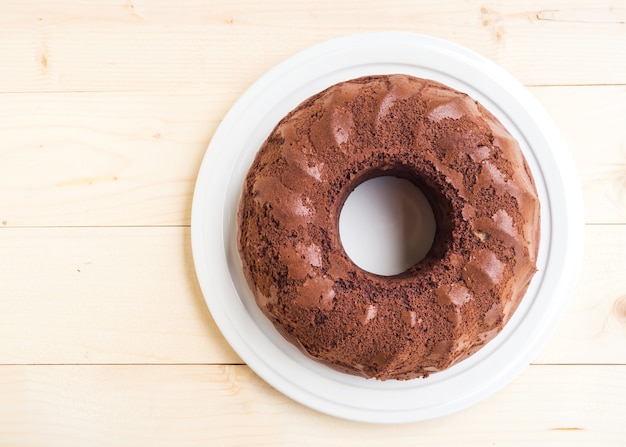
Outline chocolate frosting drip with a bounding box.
[238,74,540,380]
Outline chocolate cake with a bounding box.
[237,74,540,380]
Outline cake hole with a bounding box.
[339,176,436,276]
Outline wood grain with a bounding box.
[0,0,624,93]
[1,86,625,227]
[0,225,623,365]
[0,226,240,365]
[0,92,228,227]
[0,364,623,446]
[532,86,626,225]
[535,225,626,364]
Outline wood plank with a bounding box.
[0,364,623,446]
[0,0,624,93]
[0,225,624,365]
[532,85,626,225]
[1,85,625,227]
[0,226,240,364]
[535,225,626,363]
[0,92,229,227]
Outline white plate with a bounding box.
[191,32,584,423]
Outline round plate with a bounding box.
[191,32,584,423]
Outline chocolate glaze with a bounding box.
[238,74,540,380]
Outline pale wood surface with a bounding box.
[1,0,625,445]
[0,225,624,365]
[0,365,624,446]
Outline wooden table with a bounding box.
[1,1,625,445]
